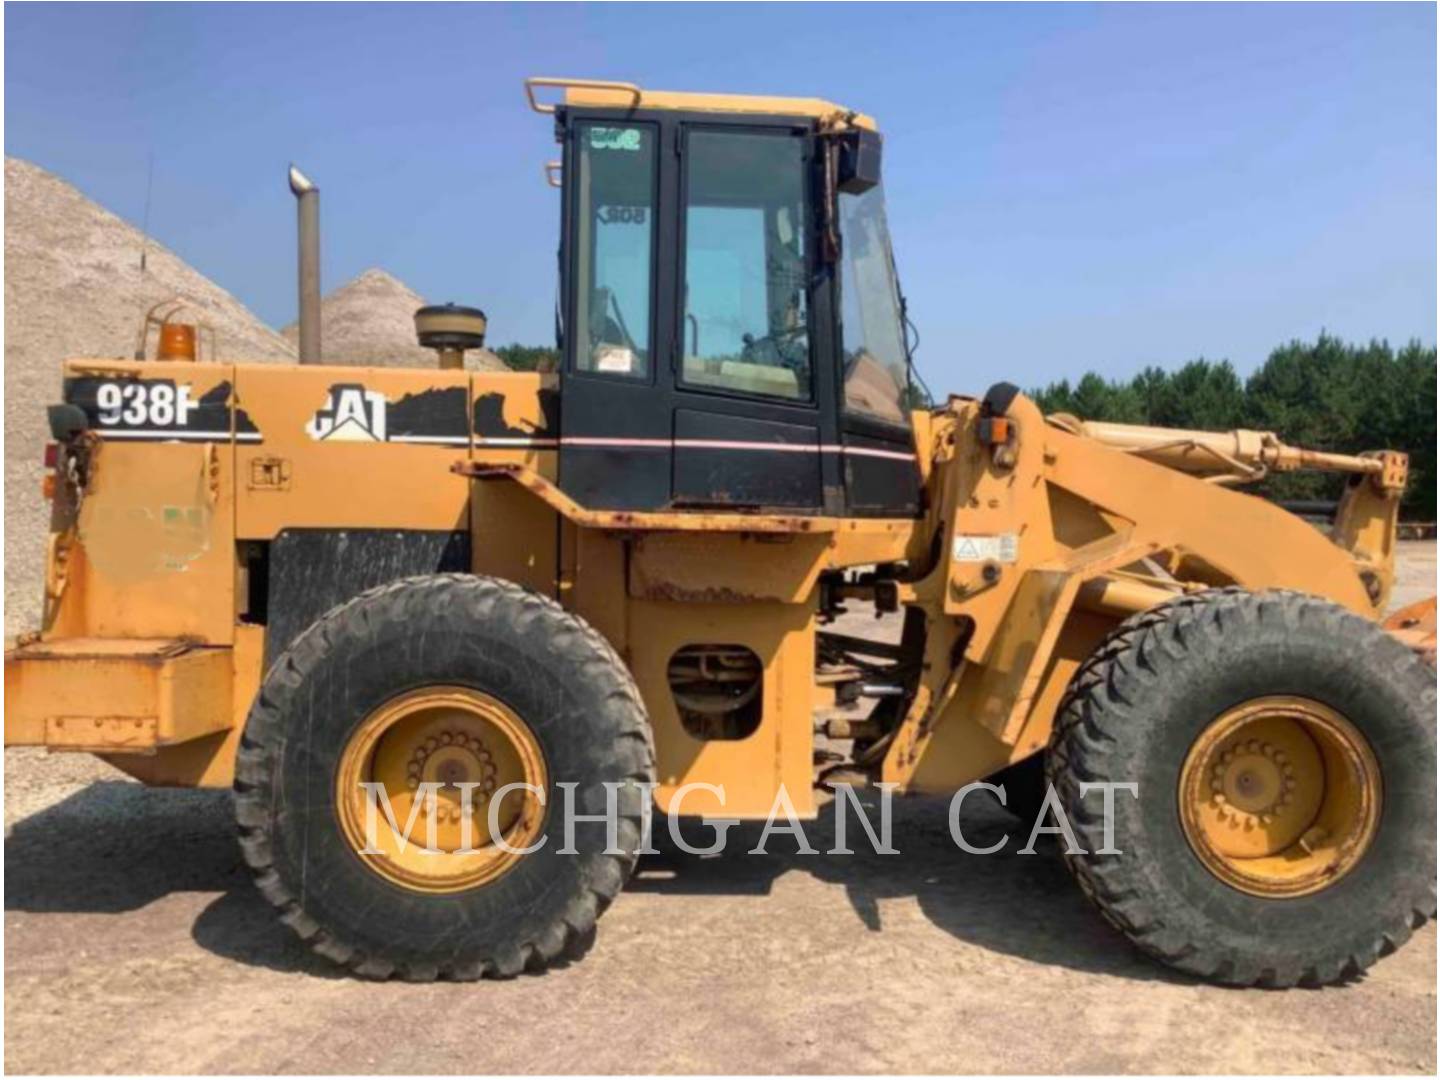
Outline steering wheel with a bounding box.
[740,325,809,374]
[590,286,638,353]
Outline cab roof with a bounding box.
[526,77,878,132]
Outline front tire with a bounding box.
[234,573,654,980]
[1048,589,1435,987]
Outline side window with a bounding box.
[574,123,656,378]
[839,184,910,426]
[681,130,811,402]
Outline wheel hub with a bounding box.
[1179,696,1380,897]
[1210,739,1295,825]
[335,686,548,894]
[407,732,499,823]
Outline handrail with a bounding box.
[544,161,563,188]
[524,76,642,115]
[454,460,842,535]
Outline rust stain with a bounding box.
[638,581,764,604]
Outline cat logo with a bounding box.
[305,384,389,442]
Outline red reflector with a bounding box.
[43,442,59,469]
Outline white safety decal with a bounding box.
[952,533,1019,564]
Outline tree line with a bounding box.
[492,344,558,372]
[1030,335,1436,521]
[494,336,1436,520]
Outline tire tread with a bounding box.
[233,573,655,982]
[1046,588,1435,987]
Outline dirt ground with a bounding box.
[5,543,1436,1074]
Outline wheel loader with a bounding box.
[7,77,1436,986]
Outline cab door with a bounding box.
[558,111,839,514]
[669,124,836,512]
[558,117,672,510]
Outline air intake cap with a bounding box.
[415,303,488,351]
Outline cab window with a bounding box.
[839,184,910,425]
[573,123,656,378]
[681,130,811,402]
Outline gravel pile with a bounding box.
[4,157,297,634]
[5,160,512,637]
[281,267,508,371]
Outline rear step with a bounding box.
[5,637,233,753]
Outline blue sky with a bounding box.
[5,3,1434,391]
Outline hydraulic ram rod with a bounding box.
[1060,417,1388,479]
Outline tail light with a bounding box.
[42,443,60,500]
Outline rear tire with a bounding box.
[234,573,655,980]
[1048,589,1436,987]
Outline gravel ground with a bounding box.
[4,543,1435,1074]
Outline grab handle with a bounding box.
[525,77,642,115]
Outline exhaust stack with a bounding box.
[288,164,321,364]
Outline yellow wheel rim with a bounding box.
[335,686,548,894]
[1179,696,1381,898]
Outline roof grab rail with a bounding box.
[524,77,642,115]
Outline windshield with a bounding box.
[838,184,910,425]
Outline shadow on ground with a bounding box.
[5,781,1185,984]
[4,781,335,977]
[630,793,1189,984]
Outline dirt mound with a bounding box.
[4,156,297,634]
[281,268,508,372]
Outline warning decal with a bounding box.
[952,533,1019,564]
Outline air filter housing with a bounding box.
[415,303,488,369]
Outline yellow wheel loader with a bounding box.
[7,78,1435,985]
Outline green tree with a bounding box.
[1032,377,1076,416]
[493,344,560,372]
[1029,334,1436,521]
[1163,360,1246,430]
